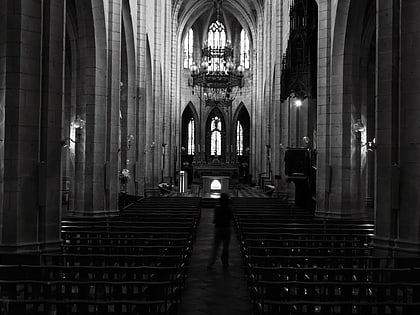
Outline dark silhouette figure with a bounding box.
[207,193,233,268]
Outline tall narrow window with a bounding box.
[236,121,243,155]
[211,116,222,155]
[187,118,195,155]
[184,28,193,69]
[208,21,226,71]
[240,29,250,69]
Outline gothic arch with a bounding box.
[120,1,137,195]
[61,1,80,214]
[120,1,139,194]
[144,34,155,185]
[175,0,259,55]
[205,107,226,162]
[328,0,376,217]
[233,103,251,181]
[181,102,199,152]
[183,102,200,124]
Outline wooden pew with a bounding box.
[41,253,185,268]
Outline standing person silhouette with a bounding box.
[207,192,234,269]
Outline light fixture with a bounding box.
[127,134,134,150]
[295,99,303,107]
[144,141,155,154]
[189,0,244,107]
[61,118,85,147]
[361,137,377,152]
[353,119,365,133]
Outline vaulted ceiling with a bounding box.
[173,0,264,42]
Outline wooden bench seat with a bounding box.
[245,245,373,257]
[0,296,175,315]
[243,238,371,248]
[257,298,420,315]
[61,218,196,226]
[0,265,184,282]
[246,255,392,268]
[239,232,373,243]
[254,280,420,307]
[238,226,373,235]
[61,244,189,256]
[62,236,190,247]
[41,253,186,268]
[237,222,374,230]
[61,226,193,237]
[61,230,191,240]
[249,266,415,283]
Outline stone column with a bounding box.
[0,0,6,236]
[0,0,64,252]
[315,0,332,216]
[105,0,122,212]
[374,0,420,256]
[372,0,400,255]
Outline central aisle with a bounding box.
[178,206,254,315]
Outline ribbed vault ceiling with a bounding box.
[174,0,263,41]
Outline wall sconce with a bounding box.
[289,92,303,107]
[144,141,155,154]
[362,137,377,152]
[127,134,134,150]
[61,118,85,147]
[353,119,365,133]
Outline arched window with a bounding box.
[240,29,250,69]
[236,121,243,155]
[187,118,195,155]
[210,116,222,155]
[208,21,226,71]
[183,28,193,69]
[208,20,226,48]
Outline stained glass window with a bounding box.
[187,118,195,155]
[240,29,250,69]
[210,116,222,155]
[184,28,193,69]
[236,121,243,155]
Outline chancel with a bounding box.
[1,0,420,314]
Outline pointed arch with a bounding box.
[181,102,199,155]
[144,34,154,184]
[206,107,226,161]
[233,102,251,155]
[62,0,80,214]
[120,1,139,194]
[120,0,137,195]
[233,103,251,181]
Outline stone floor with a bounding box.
[178,207,254,315]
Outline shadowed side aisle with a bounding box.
[179,205,254,315]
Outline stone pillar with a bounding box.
[0,0,64,252]
[136,0,147,196]
[397,0,420,255]
[39,0,66,250]
[315,0,332,216]
[372,0,400,255]
[122,2,137,196]
[374,0,420,256]
[105,0,122,212]
[0,0,6,235]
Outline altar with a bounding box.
[193,162,239,190]
[202,176,230,194]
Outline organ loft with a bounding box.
[0,0,420,314]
